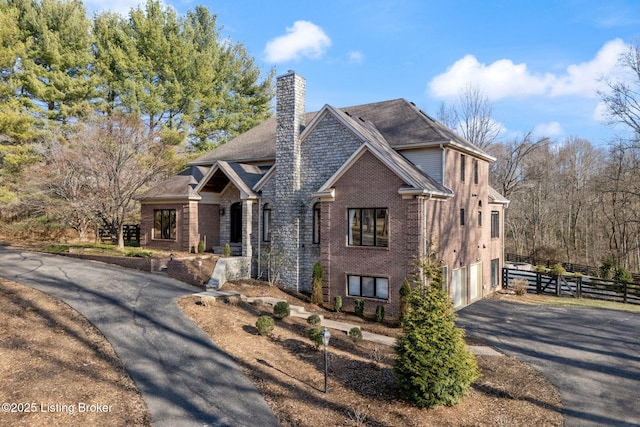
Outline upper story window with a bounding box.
[491,210,500,238]
[348,208,388,247]
[313,203,321,244]
[460,208,465,226]
[460,154,466,182]
[262,203,272,242]
[154,209,176,240]
[473,159,479,184]
[477,210,482,227]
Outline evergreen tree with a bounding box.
[15,0,95,123]
[394,255,478,408]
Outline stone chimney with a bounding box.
[275,71,306,190]
[273,71,306,290]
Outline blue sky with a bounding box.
[86,0,640,145]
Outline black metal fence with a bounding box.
[503,268,640,305]
[98,224,140,244]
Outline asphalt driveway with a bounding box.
[457,298,640,427]
[0,248,279,427]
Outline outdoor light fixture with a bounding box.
[322,328,331,393]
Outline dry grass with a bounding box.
[0,279,150,427]
[179,281,563,427]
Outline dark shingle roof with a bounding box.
[189,99,493,166]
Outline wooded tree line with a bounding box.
[440,42,640,273]
[0,0,273,247]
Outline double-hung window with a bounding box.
[154,209,176,240]
[348,208,388,247]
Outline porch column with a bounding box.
[242,199,253,258]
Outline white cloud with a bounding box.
[264,21,331,63]
[348,51,364,64]
[533,121,564,137]
[429,39,628,101]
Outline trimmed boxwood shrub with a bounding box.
[255,316,274,336]
[375,305,385,323]
[348,327,363,343]
[307,314,321,325]
[273,301,290,319]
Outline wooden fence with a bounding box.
[503,268,640,305]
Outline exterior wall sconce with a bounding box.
[219,207,225,216]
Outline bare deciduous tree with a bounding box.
[437,84,502,149]
[32,113,178,248]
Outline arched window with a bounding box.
[312,203,321,244]
[262,203,272,242]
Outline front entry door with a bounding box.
[230,202,242,243]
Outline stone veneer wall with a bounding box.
[272,72,306,290]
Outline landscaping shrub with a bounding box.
[197,239,205,253]
[223,243,231,257]
[273,301,290,319]
[399,279,411,320]
[354,299,365,317]
[549,263,566,276]
[307,314,321,325]
[394,254,478,409]
[333,295,342,313]
[512,278,529,296]
[308,327,323,350]
[255,316,274,336]
[375,305,385,323]
[348,327,363,343]
[311,261,324,305]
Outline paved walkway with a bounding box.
[0,248,279,427]
[194,290,502,356]
[457,299,640,427]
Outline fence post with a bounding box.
[576,276,582,298]
[556,275,561,296]
[624,282,628,304]
[536,272,542,294]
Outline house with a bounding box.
[138,71,508,318]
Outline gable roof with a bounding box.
[312,106,453,199]
[189,98,495,166]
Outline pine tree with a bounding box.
[393,255,478,408]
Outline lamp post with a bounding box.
[322,328,331,393]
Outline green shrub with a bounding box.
[348,327,363,343]
[311,261,324,305]
[394,255,478,409]
[255,316,274,336]
[125,248,153,258]
[375,305,385,323]
[534,265,547,273]
[273,301,290,319]
[354,299,365,318]
[333,295,342,313]
[399,279,411,320]
[223,243,231,257]
[549,263,566,276]
[307,314,321,325]
[308,327,323,350]
[615,267,634,283]
[197,239,205,253]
